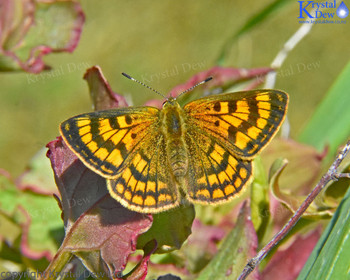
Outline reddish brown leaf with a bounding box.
[261,229,321,280]
[144,66,274,108]
[182,219,226,273]
[46,137,153,277]
[121,240,157,280]
[168,66,274,97]
[84,66,128,111]
[0,0,85,73]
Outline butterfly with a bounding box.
[60,74,288,213]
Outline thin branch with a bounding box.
[238,139,350,280]
[264,18,315,139]
[336,173,350,179]
[264,23,314,89]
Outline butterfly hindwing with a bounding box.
[60,107,160,178]
[107,134,180,213]
[185,126,252,204]
[184,90,288,159]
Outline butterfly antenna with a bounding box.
[176,77,213,99]
[122,72,166,99]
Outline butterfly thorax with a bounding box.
[161,99,188,180]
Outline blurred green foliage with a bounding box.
[0,0,349,176]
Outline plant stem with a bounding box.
[40,249,73,280]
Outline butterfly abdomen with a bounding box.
[161,100,188,178]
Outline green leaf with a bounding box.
[324,154,350,206]
[196,202,258,280]
[298,60,350,157]
[0,175,62,258]
[17,148,57,195]
[137,204,195,254]
[0,211,21,245]
[250,156,270,242]
[297,182,350,279]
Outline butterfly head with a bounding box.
[162,96,179,108]
[162,76,213,109]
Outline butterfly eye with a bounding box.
[163,98,175,107]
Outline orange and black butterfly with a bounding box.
[60,74,288,213]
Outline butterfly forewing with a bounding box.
[60,107,160,178]
[184,90,288,159]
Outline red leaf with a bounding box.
[168,66,274,97]
[182,219,225,273]
[84,66,128,110]
[261,229,321,280]
[144,66,274,108]
[46,137,153,277]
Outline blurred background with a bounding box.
[0,0,349,176]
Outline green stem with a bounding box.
[40,249,73,280]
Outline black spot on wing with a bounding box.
[213,102,221,112]
[227,100,237,113]
[125,115,132,125]
[109,118,120,129]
